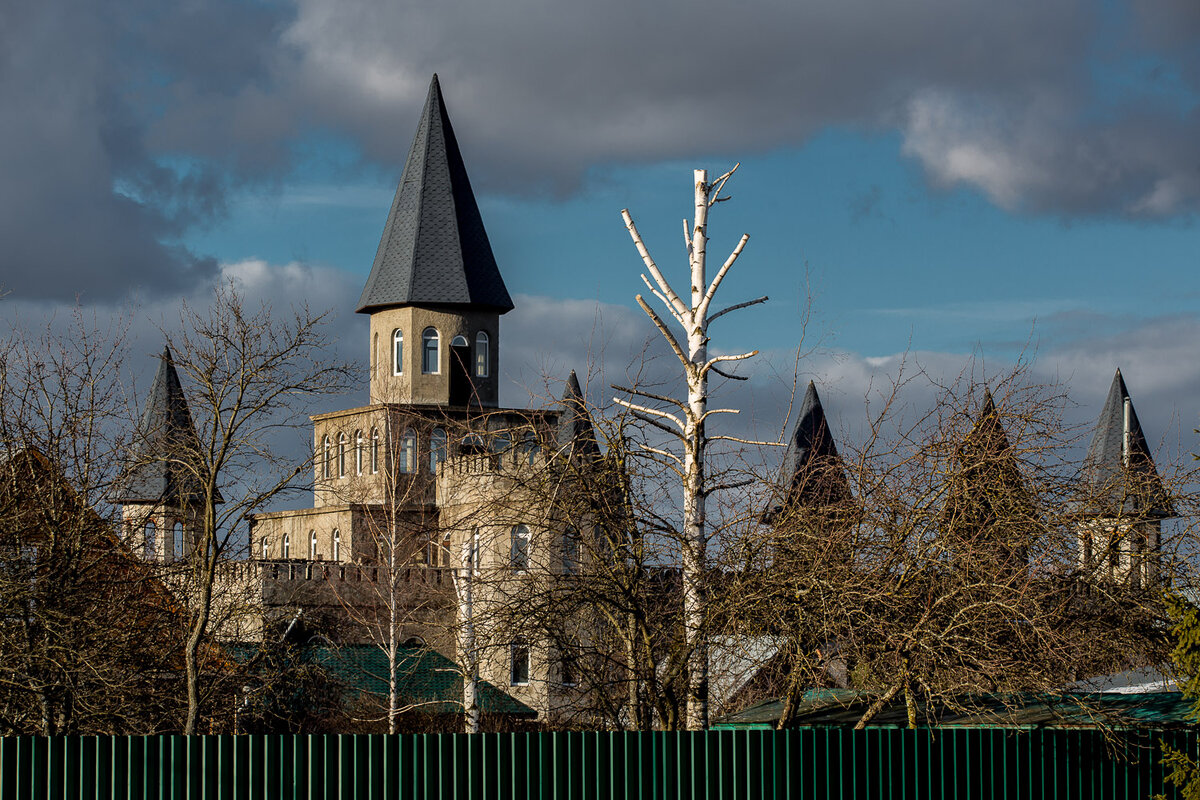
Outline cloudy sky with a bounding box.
[3,0,1199,462]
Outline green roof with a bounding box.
[714,689,1194,731]
[233,643,536,719]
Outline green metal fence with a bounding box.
[0,728,1194,799]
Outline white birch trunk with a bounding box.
[683,169,710,731]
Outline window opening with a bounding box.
[422,328,439,374]
[511,524,530,571]
[510,641,531,686]
[392,329,404,375]
[475,331,489,377]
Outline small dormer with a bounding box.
[356,75,513,408]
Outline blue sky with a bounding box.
[3,0,1200,461]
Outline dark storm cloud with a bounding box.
[5,0,1200,303]
[0,0,291,302]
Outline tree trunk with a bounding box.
[183,494,218,735]
[683,169,710,731]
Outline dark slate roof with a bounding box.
[113,347,206,504]
[767,382,852,517]
[555,370,599,458]
[356,75,514,314]
[1080,369,1172,517]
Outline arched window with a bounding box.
[370,428,380,473]
[309,530,318,560]
[422,327,439,374]
[338,433,347,477]
[511,524,530,571]
[510,640,530,686]
[442,532,452,568]
[355,429,364,475]
[322,436,331,479]
[451,334,468,347]
[399,429,417,474]
[429,428,447,473]
[332,529,341,562]
[475,331,490,377]
[144,520,156,560]
[262,537,269,560]
[173,521,185,560]
[392,329,404,375]
[282,533,290,560]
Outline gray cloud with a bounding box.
[6,0,1200,303]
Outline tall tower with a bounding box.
[1078,369,1172,586]
[357,74,514,407]
[113,346,206,562]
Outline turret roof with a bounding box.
[1080,369,1172,517]
[114,347,207,504]
[769,381,852,515]
[555,370,599,458]
[356,75,514,314]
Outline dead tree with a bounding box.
[617,166,767,730]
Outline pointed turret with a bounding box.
[357,74,513,314]
[114,347,204,504]
[555,371,599,458]
[940,389,1034,573]
[767,381,852,519]
[1080,369,1172,518]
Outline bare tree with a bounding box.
[617,166,767,730]
[0,312,189,734]
[161,284,355,734]
[720,366,1193,729]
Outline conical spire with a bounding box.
[114,347,205,504]
[356,75,513,314]
[1081,369,1172,517]
[771,381,852,514]
[940,388,1035,567]
[555,370,599,457]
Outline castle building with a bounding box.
[238,75,599,722]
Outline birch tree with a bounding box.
[617,166,766,730]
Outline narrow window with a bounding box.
[262,537,269,560]
[511,524,530,571]
[322,436,331,479]
[430,428,447,473]
[309,530,318,560]
[371,428,380,473]
[355,429,364,475]
[426,533,437,567]
[282,533,291,560]
[510,641,530,686]
[392,329,404,375]
[338,434,347,477]
[422,327,439,374]
[475,331,490,377]
[442,532,452,568]
[144,520,156,560]
[562,528,580,575]
[560,645,578,687]
[332,529,341,562]
[399,429,417,474]
[469,527,481,571]
[372,332,378,374]
[173,521,185,560]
